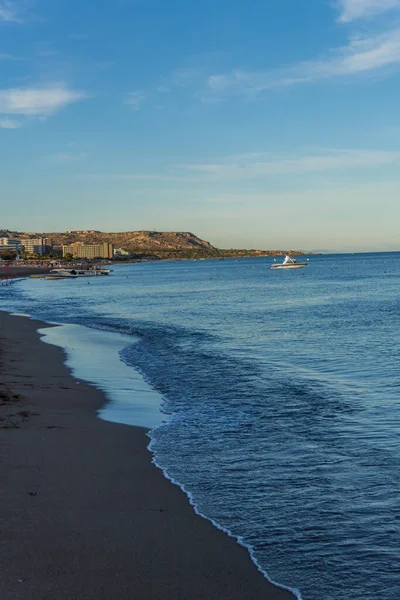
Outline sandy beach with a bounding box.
[0,311,294,600]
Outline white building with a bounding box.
[20,238,52,256]
[0,237,22,253]
[114,247,131,257]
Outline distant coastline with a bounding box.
[1,228,313,262]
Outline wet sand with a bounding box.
[0,312,295,600]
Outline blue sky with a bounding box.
[1,0,400,250]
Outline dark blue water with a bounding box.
[1,254,399,600]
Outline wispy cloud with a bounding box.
[125,91,145,111]
[0,117,22,128]
[0,1,22,23]
[81,149,400,184]
[155,67,204,96]
[0,52,24,60]
[0,83,87,117]
[202,28,400,100]
[68,33,89,40]
[337,0,400,22]
[169,68,201,87]
[47,152,88,163]
[178,149,400,180]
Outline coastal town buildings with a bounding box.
[20,238,52,256]
[62,242,114,259]
[0,237,22,253]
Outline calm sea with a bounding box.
[1,254,399,600]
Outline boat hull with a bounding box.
[270,263,307,269]
[50,269,111,277]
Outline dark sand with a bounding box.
[0,312,295,600]
[0,267,50,280]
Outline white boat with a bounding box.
[270,255,308,270]
[49,268,111,278]
[95,268,112,275]
[49,269,88,278]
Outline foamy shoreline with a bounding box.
[0,310,296,600]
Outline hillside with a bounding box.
[1,230,219,258]
[0,229,308,259]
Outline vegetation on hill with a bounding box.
[0,229,308,260]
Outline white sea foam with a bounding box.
[148,427,303,600]
[35,318,302,600]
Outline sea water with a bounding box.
[1,254,399,600]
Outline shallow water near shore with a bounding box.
[37,324,165,429]
[1,253,399,600]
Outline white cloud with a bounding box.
[155,68,204,96]
[178,149,400,180]
[47,152,88,162]
[68,33,89,40]
[0,117,21,128]
[125,91,145,111]
[0,52,24,60]
[84,149,400,184]
[337,0,400,22]
[169,68,201,86]
[0,2,22,23]
[0,84,87,116]
[202,28,400,100]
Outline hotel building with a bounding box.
[20,238,52,256]
[62,242,114,259]
[0,237,22,253]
